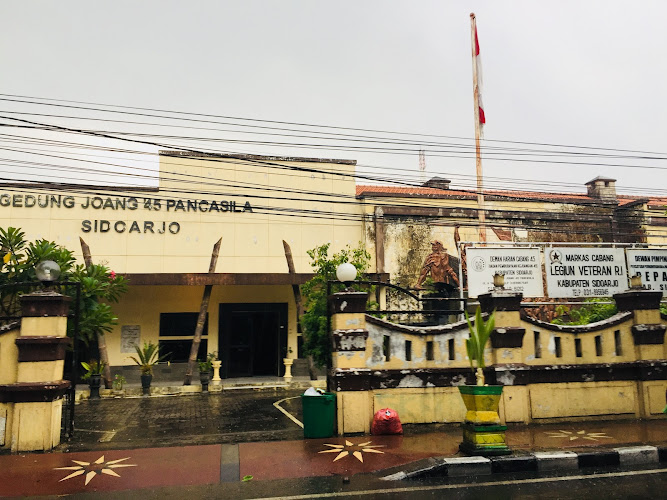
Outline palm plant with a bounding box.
[464,306,495,386]
[80,360,106,380]
[129,341,168,375]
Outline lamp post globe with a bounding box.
[336,262,357,286]
[35,260,61,284]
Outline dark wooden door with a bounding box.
[219,303,287,378]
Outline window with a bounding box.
[426,341,434,361]
[614,330,623,356]
[595,335,602,357]
[159,312,209,363]
[448,338,455,361]
[383,335,391,361]
[575,338,582,358]
[534,331,542,359]
[554,337,562,358]
[405,340,412,361]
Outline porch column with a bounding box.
[0,292,71,452]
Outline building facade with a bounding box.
[1,151,363,376]
[1,151,666,376]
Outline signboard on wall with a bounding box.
[545,247,627,298]
[120,325,141,353]
[626,249,667,295]
[466,248,543,297]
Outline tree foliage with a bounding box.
[551,298,618,325]
[0,227,127,345]
[300,242,371,368]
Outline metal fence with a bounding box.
[328,279,467,327]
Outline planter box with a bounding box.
[458,385,510,456]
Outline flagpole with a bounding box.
[470,12,487,243]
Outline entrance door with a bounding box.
[219,303,287,378]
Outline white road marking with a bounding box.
[98,431,117,442]
[273,396,304,428]
[252,467,667,499]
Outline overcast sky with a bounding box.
[1,1,666,196]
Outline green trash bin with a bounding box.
[301,392,336,438]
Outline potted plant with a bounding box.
[81,360,105,399]
[459,306,510,455]
[198,352,215,392]
[130,341,168,396]
[112,374,126,396]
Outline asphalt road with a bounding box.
[28,465,667,499]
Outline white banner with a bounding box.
[626,249,667,295]
[466,248,543,297]
[545,247,627,298]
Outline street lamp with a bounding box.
[35,260,61,287]
[336,262,357,288]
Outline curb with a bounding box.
[380,445,667,481]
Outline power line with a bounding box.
[4,93,667,157]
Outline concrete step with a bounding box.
[75,376,326,400]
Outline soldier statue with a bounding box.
[415,240,460,297]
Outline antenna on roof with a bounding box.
[419,149,426,184]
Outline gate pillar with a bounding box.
[614,289,666,417]
[0,292,71,452]
[478,289,530,423]
[328,291,372,435]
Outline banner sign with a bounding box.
[626,249,667,295]
[545,247,626,298]
[466,248,543,297]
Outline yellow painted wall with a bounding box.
[0,154,363,275]
[12,400,62,451]
[108,284,298,366]
[0,326,19,384]
[334,309,667,431]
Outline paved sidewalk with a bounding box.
[0,390,666,497]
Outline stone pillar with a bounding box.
[614,290,666,360]
[328,291,372,435]
[0,292,71,452]
[477,289,529,424]
[478,289,526,365]
[614,289,666,418]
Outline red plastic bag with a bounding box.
[371,408,403,435]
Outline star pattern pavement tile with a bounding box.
[55,455,137,485]
[318,440,385,463]
[545,430,614,441]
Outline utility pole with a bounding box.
[470,13,487,242]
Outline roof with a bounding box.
[159,150,356,165]
[585,176,617,184]
[356,184,662,207]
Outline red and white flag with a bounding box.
[473,21,485,134]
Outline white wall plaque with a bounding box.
[120,325,141,353]
[466,248,543,297]
[545,247,627,298]
[626,249,667,296]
